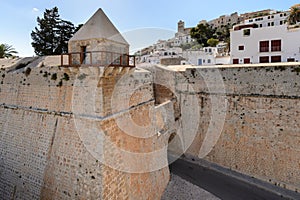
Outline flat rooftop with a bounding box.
[158,62,300,72]
[0,56,67,70]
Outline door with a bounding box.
[80,46,87,64]
[198,59,202,65]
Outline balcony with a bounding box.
[233,23,258,31]
[61,51,135,67]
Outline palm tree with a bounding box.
[0,44,18,58]
[288,4,300,25]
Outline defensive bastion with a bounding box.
[1,57,300,199]
[1,8,300,200]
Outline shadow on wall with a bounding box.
[167,132,185,166]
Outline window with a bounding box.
[268,22,270,26]
[260,24,263,27]
[244,58,251,64]
[259,56,269,63]
[287,58,295,62]
[260,41,269,52]
[271,40,281,52]
[208,59,211,63]
[280,14,283,17]
[271,22,274,26]
[280,21,283,25]
[249,19,253,22]
[238,45,244,50]
[233,59,239,64]
[271,56,281,63]
[243,29,250,36]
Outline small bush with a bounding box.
[24,68,31,77]
[292,67,300,73]
[274,66,286,71]
[51,73,57,80]
[57,80,63,87]
[63,73,70,81]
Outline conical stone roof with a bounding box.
[70,8,128,45]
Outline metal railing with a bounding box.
[61,51,135,67]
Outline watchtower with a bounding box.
[177,20,185,33]
[63,9,134,67]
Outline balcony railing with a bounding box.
[61,51,135,67]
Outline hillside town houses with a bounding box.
[230,10,300,64]
[136,5,300,66]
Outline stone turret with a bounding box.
[177,20,185,33]
[67,9,131,66]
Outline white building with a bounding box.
[138,47,182,64]
[230,23,300,64]
[171,20,194,47]
[182,47,230,66]
[243,11,289,28]
[153,40,169,50]
[208,12,241,29]
[171,35,194,47]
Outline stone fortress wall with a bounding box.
[3,6,300,200]
[153,63,300,193]
[0,60,170,199]
[1,59,300,199]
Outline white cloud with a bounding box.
[32,8,39,12]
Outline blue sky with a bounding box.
[1,0,299,56]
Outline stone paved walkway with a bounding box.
[161,173,220,200]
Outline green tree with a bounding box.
[214,25,231,42]
[224,36,231,53]
[0,44,18,58]
[207,38,219,47]
[288,4,300,25]
[190,23,214,47]
[75,24,84,33]
[56,20,75,54]
[31,7,75,56]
